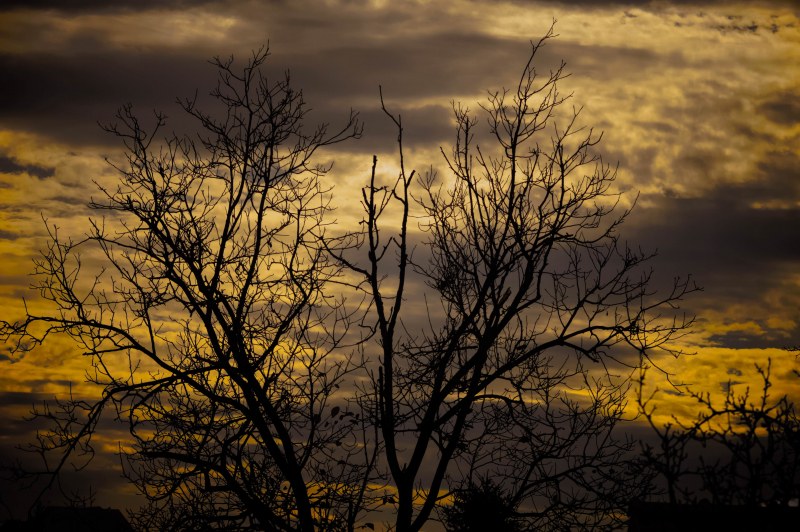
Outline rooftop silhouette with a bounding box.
[628,501,800,532]
[0,506,133,532]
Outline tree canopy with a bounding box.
[2,30,699,531]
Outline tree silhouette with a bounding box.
[441,479,524,532]
[637,360,800,507]
[2,29,699,532]
[1,47,368,531]
[329,27,696,531]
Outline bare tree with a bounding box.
[1,47,372,531]
[330,28,696,531]
[637,360,800,507]
[2,31,700,532]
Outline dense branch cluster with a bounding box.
[2,32,700,531]
[327,29,695,531]
[637,362,800,507]
[3,49,368,531]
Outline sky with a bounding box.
[1,0,799,521]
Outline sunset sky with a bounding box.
[1,0,799,520]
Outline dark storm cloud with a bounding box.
[535,0,799,6]
[331,104,456,154]
[0,51,217,146]
[46,194,92,207]
[759,90,800,126]
[751,151,800,202]
[0,43,429,151]
[0,155,54,179]
[0,229,21,241]
[0,23,663,155]
[278,33,660,105]
[626,148,800,347]
[630,169,800,280]
[561,42,664,80]
[0,390,47,409]
[0,0,667,154]
[255,32,658,152]
[234,32,544,110]
[0,0,222,12]
[705,331,785,350]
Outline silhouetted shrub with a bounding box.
[442,480,524,532]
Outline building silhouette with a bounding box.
[628,501,800,531]
[0,506,134,532]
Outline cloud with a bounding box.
[0,229,22,240]
[640,346,799,426]
[534,0,799,7]
[759,90,800,126]
[0,0,222,13]
[0,51,217,147]
[0,28,533,147]
[0,155,54,179]
[626,156,800,349]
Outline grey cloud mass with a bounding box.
[0,51,217,146]
[0,155,54,179]
[0,0,223,12]
[759,90,800,126]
